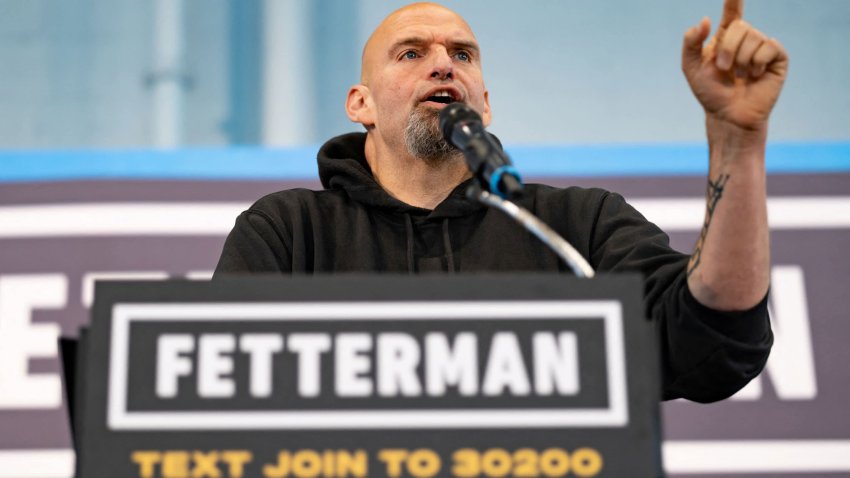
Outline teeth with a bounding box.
[427,90,454,99]
[424,90,456,103]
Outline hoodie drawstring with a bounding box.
[404,215,455,274]
[442,218,455,273]
[404,213,415,274]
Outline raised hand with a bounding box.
[681,0,788,132]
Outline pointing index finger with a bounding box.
[720,0,744,28]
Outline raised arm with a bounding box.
[680,0,788,311]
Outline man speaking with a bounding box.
[215,1,787,403]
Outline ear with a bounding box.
[346,84,375,127]
[481,89,492,127]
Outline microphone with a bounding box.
[439,103,523,199]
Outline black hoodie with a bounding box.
[215,132,772,402]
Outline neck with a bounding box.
[364,133,471,210]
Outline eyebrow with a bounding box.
[389,36,481,57]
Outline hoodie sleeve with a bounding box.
[589,191,772,403]
[213,209,293,277]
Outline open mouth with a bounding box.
[421,89,461,106]
[426,94,454,104]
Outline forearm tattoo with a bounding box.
[687,173,730,277]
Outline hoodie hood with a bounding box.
[317,132,485,219]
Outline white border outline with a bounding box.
[1,196,850,238]
[107,300,628,430]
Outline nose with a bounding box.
[429,48,453,80]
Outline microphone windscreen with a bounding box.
[439,102,481,144]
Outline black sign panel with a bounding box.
[76,274,660,477]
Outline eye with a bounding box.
[455,50,471,62]
[402,50,419,60]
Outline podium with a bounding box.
[70,274,663,477]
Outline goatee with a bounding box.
[404,106,462,163]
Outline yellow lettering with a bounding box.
[162,451,190,478]
[377,449,407,478]
[335,450,368,478]
[406,449,440,478]
[451,449,480,478]
[539,448,570,477]
[291,450,321,478]
[571,448,602,477]
[221,450,252,478]
[132,451,162,478]
[322,450,335,477]
[263,451,290,478]
[481,449,511,477]
[512,449,538,478]
[192,451,221,478]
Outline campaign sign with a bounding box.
[75,274,660,477]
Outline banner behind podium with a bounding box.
[75,275,661,477]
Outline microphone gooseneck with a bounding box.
[440,103,595,277]
[439,103,523,199]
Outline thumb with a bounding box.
[682,17,711,74]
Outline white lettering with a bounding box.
[335,333,372,397]
[0,274,66,408]
[733,265,818,400]
[425,332,478,396]
[239,334,283,398]
[288,333,331,397]
[198,334,236,398]
[156,334,195,398]
[482,332,531,396]
[533,332,580,395]
[377,333,422,397]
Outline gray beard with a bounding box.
[404,106,462,163]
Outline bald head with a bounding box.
[345,0,491,160]
[360,2,477,84]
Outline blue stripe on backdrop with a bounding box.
[0,142,848,182]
